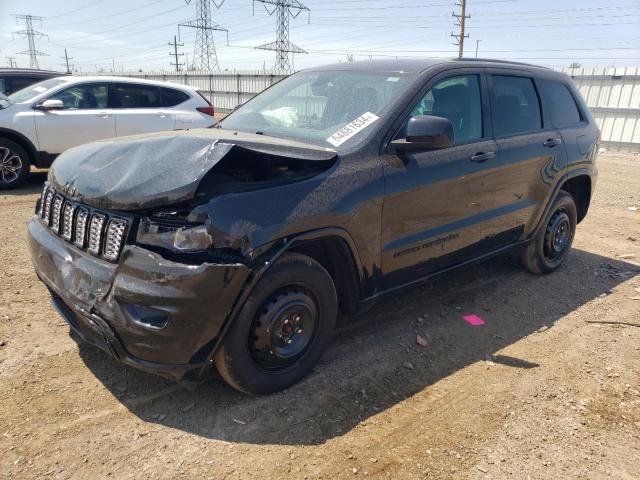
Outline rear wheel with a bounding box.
[522,191,577,275]
[214,252,337,394]
[0,139,30,190]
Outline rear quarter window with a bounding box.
[539,79,582,127]
[159,87,190,107]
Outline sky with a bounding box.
[1,0,639,73]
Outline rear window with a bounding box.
[492,75,542,136]
[112,83,162,108]
[539,79,582,127]
[159,87,189,107]
[10,77,38,94]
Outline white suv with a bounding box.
[0,76,215,189]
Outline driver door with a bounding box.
[34,82,115,155]
[381,70,509,288]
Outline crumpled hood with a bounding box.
[48,129,336,211]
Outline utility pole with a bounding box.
[5,56,17,68]
[475,39,481,58]
[61,49,73,73]
[451,0,469,59]
[253,0,310,72]
[13,14,48,69]
[180,0,228,72]
[169,35,185,71]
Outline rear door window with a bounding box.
[539,79,582,127]
[491,75,542,136]
[159,87,190,107]
[112,83,162,108]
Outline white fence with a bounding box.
[561,67,640,152]
[114,66,640,152]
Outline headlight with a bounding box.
[136,218,212,252]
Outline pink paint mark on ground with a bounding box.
[462,314,485,326]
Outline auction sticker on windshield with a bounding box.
[326,112,379,147]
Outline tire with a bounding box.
[214,252,338,394]
[522,191,577,275]
[0,138,31,190]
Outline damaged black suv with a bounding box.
[29,59,598,394]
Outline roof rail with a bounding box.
[454,57,552,70]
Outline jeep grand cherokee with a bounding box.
[28,58,598,394]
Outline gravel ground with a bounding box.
[1,152,639,480]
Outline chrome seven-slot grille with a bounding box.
[40,184,129,262]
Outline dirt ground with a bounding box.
[1,152,639,480]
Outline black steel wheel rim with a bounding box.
[543,208,571,260]
[249,286,319,371]
[0,146,22,185]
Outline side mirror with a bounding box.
[391,115,454,153]
[38,99,64,111]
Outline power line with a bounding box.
[253,0,310,72]
[169,35,185,71]
[180,0,228,71]
[13,15,49,70]
[47,0,105,21]
[47,0,172,27]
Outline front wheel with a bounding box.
[522,191,577,275]
[214,252,337,394]
[0,139,31,190]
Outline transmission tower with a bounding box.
[6,57,18,68]
[13,15,48,69]
[254,0,310,72]
[450,0,470,59]
[180,0,228,71]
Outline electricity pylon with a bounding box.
[254,0,310,72]
[180,0,228,71]
[13,14,48,69]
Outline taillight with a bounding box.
[196,106,215,116]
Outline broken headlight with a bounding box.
[136,218,213,252]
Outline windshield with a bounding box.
[219,70,417,149]
[9,78,67,103]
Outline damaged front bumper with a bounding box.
[28,217,251,382]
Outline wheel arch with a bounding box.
[0,128,38,166]
[286,231,362,314]
[559,174,591,223]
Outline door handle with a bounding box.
[95,112,111,118]
[157,112,168,118]
[470,151,496,163]
[543,138,562,148]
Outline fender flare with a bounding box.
[529,167,594,240]
[200,226,364,373]
[0,127,39,166]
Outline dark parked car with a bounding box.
[28,59,598,394]
[0,69,64,96]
